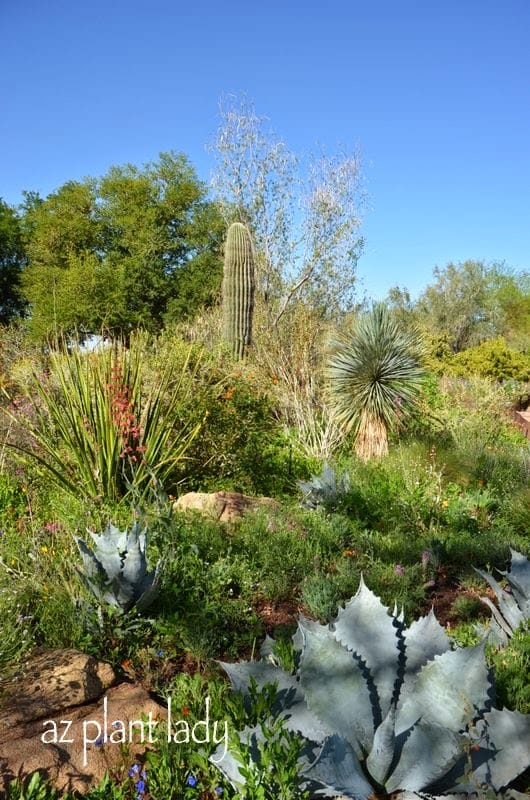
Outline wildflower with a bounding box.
[394,564,406,576]
[95,736,104,746]
[43,521,61,533]
[156,649,164,657]
[128,764,140,777]
[181,707,190,716]
[187,775,197,787]
[215,788,224,795]
[136,779,146,793]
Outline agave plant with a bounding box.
[326,304,425,460]
[475,549,530,645]
[75,520,161,613]
[213,579,530,798]
[298,463,350,511]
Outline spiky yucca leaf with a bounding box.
[5,334,202,503]
[326,304,425,459]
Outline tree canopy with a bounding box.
[20,152,224,341]
[0,199,27,324]
[210,95,365,325]
[389,260,530,353]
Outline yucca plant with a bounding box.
[5,334,202,503]
[213,580,530,798]
[326,304,425,460]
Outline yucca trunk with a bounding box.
[355,413,388,460]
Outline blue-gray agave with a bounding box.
[214,579,530,798]
[298,463,350,512]
[75,520,161,612]
[475,549,530,645]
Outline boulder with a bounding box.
[174,490,278,523]
[0,649,167,794]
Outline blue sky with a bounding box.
[1,0,529,300]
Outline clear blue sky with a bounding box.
[1,0,529,300]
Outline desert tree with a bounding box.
[210,94,365,326]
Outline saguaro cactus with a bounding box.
[222,222,255,359]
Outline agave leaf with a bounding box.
[121,526,148,587]
[403,609,450,675]
[479,596,513,642]
[470,708,530,791]
[210,723,262,790]
[504,550,530,594]
[302,735,373,799]
[400,609,451,698]
[219,659,329,742]
[396,642,491,736]
[333,577,400,720]
[475,567,525,633]
[385,721,465,793]
[219,659,297,699]
[299,619,374,756]
[134,561,161,612]
[89,523,127,581]
[75,538,105,582]
[365,706,396,786]
[259,634,276,660]
[503,549,530,616]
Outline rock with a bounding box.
[0,649,167,795]
[174,490,278,524]
[0,648,115,725]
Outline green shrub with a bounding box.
[489,627,530,714]
[301,573,340,622]
[449,337,530,382]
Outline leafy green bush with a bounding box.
[490,627,530,714]
[448,337,530,382]
[301,574,341,622]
